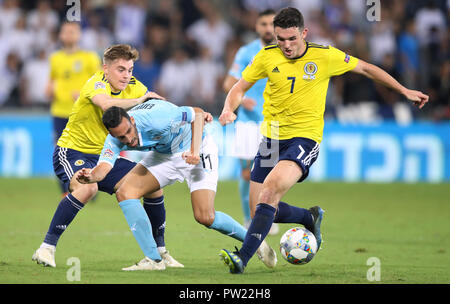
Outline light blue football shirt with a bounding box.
[228,38,266,122]
[98,99,196,166]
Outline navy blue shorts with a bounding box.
[250,137,320,183]
[52,116,69,144]
[53,146,136,194]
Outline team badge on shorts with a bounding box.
[303,62,317,80]
[74,159,85,166]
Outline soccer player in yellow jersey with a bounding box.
[33,44,183,269]
[47,21,100,194]
[47,21,100,145]
[219,7,429,274]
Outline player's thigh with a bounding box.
[190,189,216,226]
[53,146,98,202]
[115,163,161,202]
[259,160,303,206]
[109,156,163,199]
[187,135,219,193]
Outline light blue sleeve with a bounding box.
[98,134,124,167]
[178,105,196,124]
[228,46,248,79]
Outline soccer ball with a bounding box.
[280,227,317,265]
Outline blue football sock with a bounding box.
[119,199,161,261]
[238,177,251,223]
[209,211,247,242]
[274,201,314,231]
[44,193,84,246]
[239,203,276,266]
[143,196,166,248]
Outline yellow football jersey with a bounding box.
[57,71,148,154]
[49,50,101,118]
[242,42,359,142]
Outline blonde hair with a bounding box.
[103,44,139,64]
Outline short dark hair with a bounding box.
[273,7,304,29]
[102,106,130,130]
[258,9,276,18]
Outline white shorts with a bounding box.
[231,120,262,160]
[139,135,218,192]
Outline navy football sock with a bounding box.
[274,201,314,231]
[239,203,276,267]
[44,193,84,246]
[143,196,166,248]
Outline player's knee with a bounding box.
[267,176,287,191]
[259,186,275,202]
[70,183,98,203]
[115,186,129,202]
[259,184,280,208]
[115,186,140,202]
[194,210,215,227]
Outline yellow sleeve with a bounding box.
[327,46,359,77]
[241,50,267,84]
[85,76,109,100]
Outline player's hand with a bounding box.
[182,151,200,165]
[241,168,251,181]
[203,112,213,124]
[242,97,256,111]
[403,89,429,109]
[75,168,94,184]
[219,110,237,126]
[142,91,166,103]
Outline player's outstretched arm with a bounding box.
[351,59,429,109]
[91,91,165,112]
[219,78,255,126]
[75,163,112,184]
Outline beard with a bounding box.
[261,33,275,45]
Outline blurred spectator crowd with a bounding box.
[0,0,448,121]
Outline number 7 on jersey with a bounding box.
[287,77,296,93]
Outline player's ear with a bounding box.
[301,27,308,40]
[129,116,135,125]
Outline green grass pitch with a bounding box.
[0,177,449,284]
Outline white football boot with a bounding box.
[268,223,280,235]
[160,250,184,268]
[32,245,56,267]
[122,257,166,271]
[256,240,277,268]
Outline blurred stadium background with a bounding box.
[0,0,449,181]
